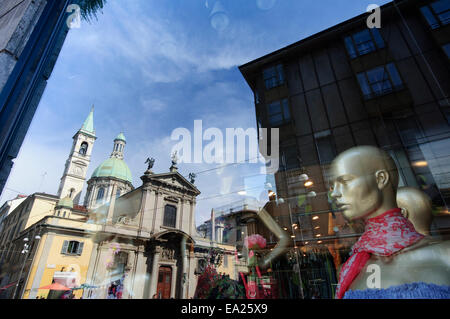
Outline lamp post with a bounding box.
[12,234,41,299]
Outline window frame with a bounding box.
[344,28,385,59]
[61,240,84,256]
[356,63,404,100]
[267,98,291,127]
[79,142,88,156]
[420,0,450,29]
[96,187,105,203]
[263,64,285,90]
[163,204,177,228]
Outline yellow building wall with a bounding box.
[24,197,57,229]
[216,243,236,280]
[22,220,97,299]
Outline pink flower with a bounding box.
[244,234,266,250]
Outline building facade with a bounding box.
[84,159,236,299]
[239,0,450,298]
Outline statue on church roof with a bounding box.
[170,151,178,172]
[171,151,178,165]
[145,157,155,170]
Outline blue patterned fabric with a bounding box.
[344,282,450,299]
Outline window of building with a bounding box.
[263,64,285,90]
[356,63,403,99]
[267,98,290,127]
[116,189,121,198]
[61,240,84,255]
[163,204,177,228]
[281,145,299,170]
[96,188,105,202]
[79,142,88,155]
[344,28,385,58]
[420,0,450,29]
[223,254,228,267]
[315,131,336,165]
[236,228,242,242]
[443,43,450,59]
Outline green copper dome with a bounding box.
[115,132,126,142]
[91,157,133,183]
[57,196,73,209]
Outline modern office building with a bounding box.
[239,0,450,298]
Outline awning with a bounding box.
[38,282,71,290]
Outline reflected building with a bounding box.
[0,107,237,299]
[239,0,450,298]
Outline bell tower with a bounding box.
[57,106,97,204]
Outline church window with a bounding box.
[96,188,105,202]
[69,188,75,198]
[163,205,177,228]
[61,240,84,255]
[79,142,88,155]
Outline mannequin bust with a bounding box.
[330,146,450,297]
[397,187,432,236]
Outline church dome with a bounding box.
[91,157,133,184]
[114,132,126,142]
[57,196,73,209]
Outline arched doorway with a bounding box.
[156,266,172,299]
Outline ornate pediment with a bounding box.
[141,172,200,196]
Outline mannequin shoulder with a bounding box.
[395,237,450,266]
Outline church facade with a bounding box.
[74,119,236,299]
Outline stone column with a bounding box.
[149,248,160,297]
[180,237,187,299]
[170,264,177,299]
[130,248,148,299]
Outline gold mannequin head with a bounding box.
[330,146,399,221]
[397,187,432,236]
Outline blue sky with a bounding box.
[1,0,390,225]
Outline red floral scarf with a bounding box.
[335,208,424,299]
